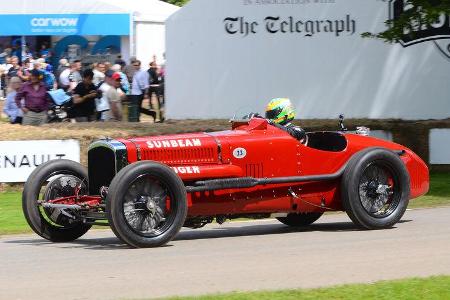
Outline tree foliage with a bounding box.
[162,0,190,6]
[362,0,450,42]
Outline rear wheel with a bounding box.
[277,212,323,227]
[106,161,187,248]
[22,160,92,242]
[341,148,410,229]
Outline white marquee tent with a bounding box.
[0,0,179,65]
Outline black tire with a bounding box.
[106,161,187,248]
[22,159,92,242]
[277,212,323,227]
[341,148,410,229]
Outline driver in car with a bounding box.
[265,98,307,143]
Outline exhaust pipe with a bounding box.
[41,203,82,210]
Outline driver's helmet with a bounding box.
[265,98,296,125]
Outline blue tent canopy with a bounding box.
[0,14,130,36]
[0,0,132,36]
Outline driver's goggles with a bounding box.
[265,107,283,120]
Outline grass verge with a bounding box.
[0,192,28,235]
[0,172,448,236]
[408,172,450,208]
[161,276,450,300]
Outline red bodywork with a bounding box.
[106,118,429,217]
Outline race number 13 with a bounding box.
[233,147,247,159]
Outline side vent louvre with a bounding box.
[141,147,219,165]
[246,163,263,178]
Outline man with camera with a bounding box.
[71,69,99,122]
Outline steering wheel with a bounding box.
[242,112,263,120]
[301,134,309,146]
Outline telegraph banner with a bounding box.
[166,0,450,120]
[0,140,80,183]
[223,15,356,37]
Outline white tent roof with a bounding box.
[1,0,179,22]
[107,0,180,22]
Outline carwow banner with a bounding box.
[0,14,130,36]
[0,140,80,183]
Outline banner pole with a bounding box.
[21,36,26,62]
[130,12,135,57]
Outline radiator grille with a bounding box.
[141,147,219,165]
[88,147,116,195]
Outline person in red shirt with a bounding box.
[15,69,51,126]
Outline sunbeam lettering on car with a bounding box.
[146,139,202,149]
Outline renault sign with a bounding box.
[0,140,80,183]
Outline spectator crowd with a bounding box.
[1,47,165,126]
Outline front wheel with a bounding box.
[106,161,188,248]
[22,159,92,242]
[341,148,410,230]
[277,212,323,227]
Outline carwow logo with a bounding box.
[30,18,79,27]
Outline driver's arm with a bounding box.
[271,122,307,142]
[288,126,307,142]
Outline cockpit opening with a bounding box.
[306,132,347,152]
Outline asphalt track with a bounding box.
[1,207,450,300]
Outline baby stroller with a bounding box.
[47,89,73,123]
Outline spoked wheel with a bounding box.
[358,162,400,218]
[123,176,175,237]
[277,212,323,227]
[42,175,86,227]
[22,160,92,242]
[342,148,410,229]
[107,161,187,248]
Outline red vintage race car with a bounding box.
[22,117,429,248]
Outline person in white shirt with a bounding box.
[105,71,123,121]
[59,60,82,92]
[93,62,106,86]
[96,70,123,121]
[129,60,149,122]
[96,80,111,121]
